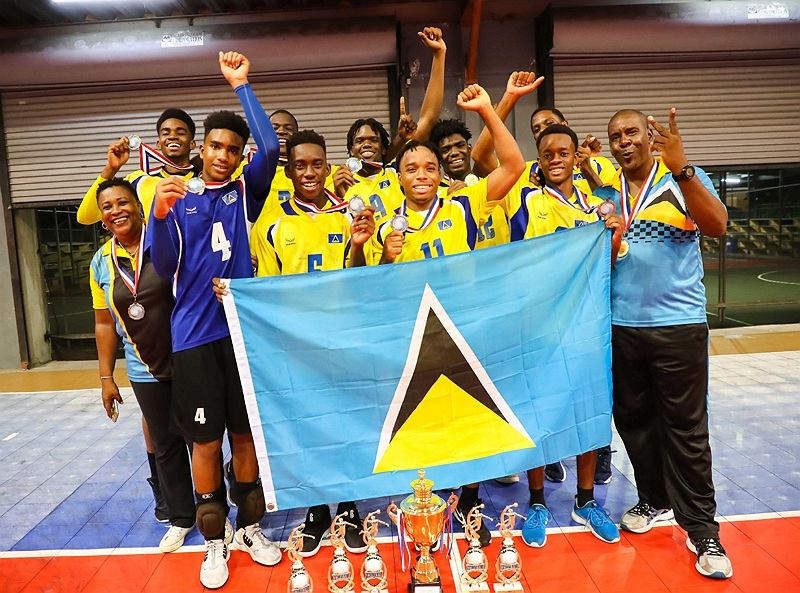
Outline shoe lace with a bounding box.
[525,506,550,529]
[696,538,726,557]
[204,539,225,562]
[583,505,613,528]
[627,501,653,518]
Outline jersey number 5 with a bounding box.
[211,222,232,261]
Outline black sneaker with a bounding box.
[594,446,614,485]
[544,461,566,483]
[147,477,170,523]
[336,502,367,554]
[299,504,331,558]
[454,497,492,548]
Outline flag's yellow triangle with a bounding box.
[374,374,535,473]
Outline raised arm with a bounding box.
[471,71,543,177]
[458,84,525,203]
[649,108,728,237]
[412,27,447,142]
[77,138,133,224]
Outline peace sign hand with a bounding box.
[648,107,688,175]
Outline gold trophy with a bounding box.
[493,504,524,592]
[287,524,314,593]
[328,512,357,593]
[387,469,458,593]
[360,510,389,593]
[461,504,491,591]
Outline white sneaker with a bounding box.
[224,518,234,544]
[233,523,282,566]
[620,501,674,534]
[200,539,229,589]
[159,524,193,553]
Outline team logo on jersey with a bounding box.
[222,191,238,206]
[373,285,535,473]
[437,219,453,230]
[379,180,390,189]
[186,206,198,215]
[278,191,291,202]
[328,233,343,244]
[574,220,590,228]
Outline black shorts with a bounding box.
[172,336,252,443]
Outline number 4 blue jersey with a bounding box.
[150,83,279,352]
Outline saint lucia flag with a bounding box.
[223,222,612,510]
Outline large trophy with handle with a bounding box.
[360,510,389,593]
[387,469,458,592]
[493,503,525,592]
[328,512,357,593]
[287,524,314,593]
[461,504,491,591]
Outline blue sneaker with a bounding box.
[521,504,550,548]
[571,499,620,543]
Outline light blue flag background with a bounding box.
[224,222,612,510]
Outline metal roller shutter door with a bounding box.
[553,61,800,168]
[3,70,391,206]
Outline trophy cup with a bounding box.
[328,512,357,593]
[360,510,389,593]
[387,469,458,593]
[461,504,491,591]
[287,524,314,593]
[493,504,524,592]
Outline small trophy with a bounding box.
[327,512,356,593]
[287,524,314,593]
[461,504,491,591]
[360,510,389,593]
[493,504,524,592]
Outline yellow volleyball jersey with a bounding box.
[438,176,509,249]
[525,155,617,195]
[370,178,496,264]
[343,166,403,225]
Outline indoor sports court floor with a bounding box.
[1,326,800,593]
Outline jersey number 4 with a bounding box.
[211,222,232,261]
[194,408,207,425]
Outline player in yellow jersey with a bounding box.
[338,26,447,223]
[510,123,623,549]
[77,108,198,225]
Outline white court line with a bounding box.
[706,309,752,327]
[757,270,800,286]
[2,432,18,441]
[1,509,796,560]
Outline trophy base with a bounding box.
[461,583,490,592]
[493,582,524,592]
[408,584,442,593]
[361,589,389,593]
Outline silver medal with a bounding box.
[345,157,362,173]
[348,196,366,215]
[187,177,206,194]
[128,301,145,320]
[598,200,616,217]
[390,214,409,233]
[128,135,141,150]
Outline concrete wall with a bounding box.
[13,210,50,367]
[0,202,22,369]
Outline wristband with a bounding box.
[100,375,114,380]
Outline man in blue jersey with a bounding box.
[150,50,281,589]
[595,108,731,579]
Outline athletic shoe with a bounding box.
[620,501,674,534]
[594,446,614,485]
[454,497,491,547]
[233,523,282,566]
[686,536,733,579]
[159,524,193,553]
[336,502,368,554]
[544,461,566,483]
[521,504,550,548]
[223,461,237,507]
[494,474,520,484]
[146,477,170,523]
[224,518,234,545]
[300,504,331,557]
[200,539,229,589]
[571,499,620,543]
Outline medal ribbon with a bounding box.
[110,227,144,301]
[138,143,193,175]
[543,185,592,213]
[291,189,348,214]
[620,160,659,232]
[400,198,442,233]
[396,509,409,571]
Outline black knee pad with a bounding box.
[196,499,227,539]
[233,480,265,527]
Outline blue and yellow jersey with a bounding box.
[343,166,403,225]
[438,175,509,249]
[89,237,173,383]
[594,158,720,327]
[526,155,617,194]
[370,178,496,264]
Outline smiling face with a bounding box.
[350,124,385,163]
[287,142,330,202]
[437,133,471,179]
[271,111,297,158]
[97,185,143,243]
[608,111,654,175]
[200,129,244,181]
[398,145,441,210]
[155,117,195,162]
[538,133,576,187]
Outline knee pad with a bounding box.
[233,480,265,526]
[196,499,227,539]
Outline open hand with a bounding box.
[505,71,544,97]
